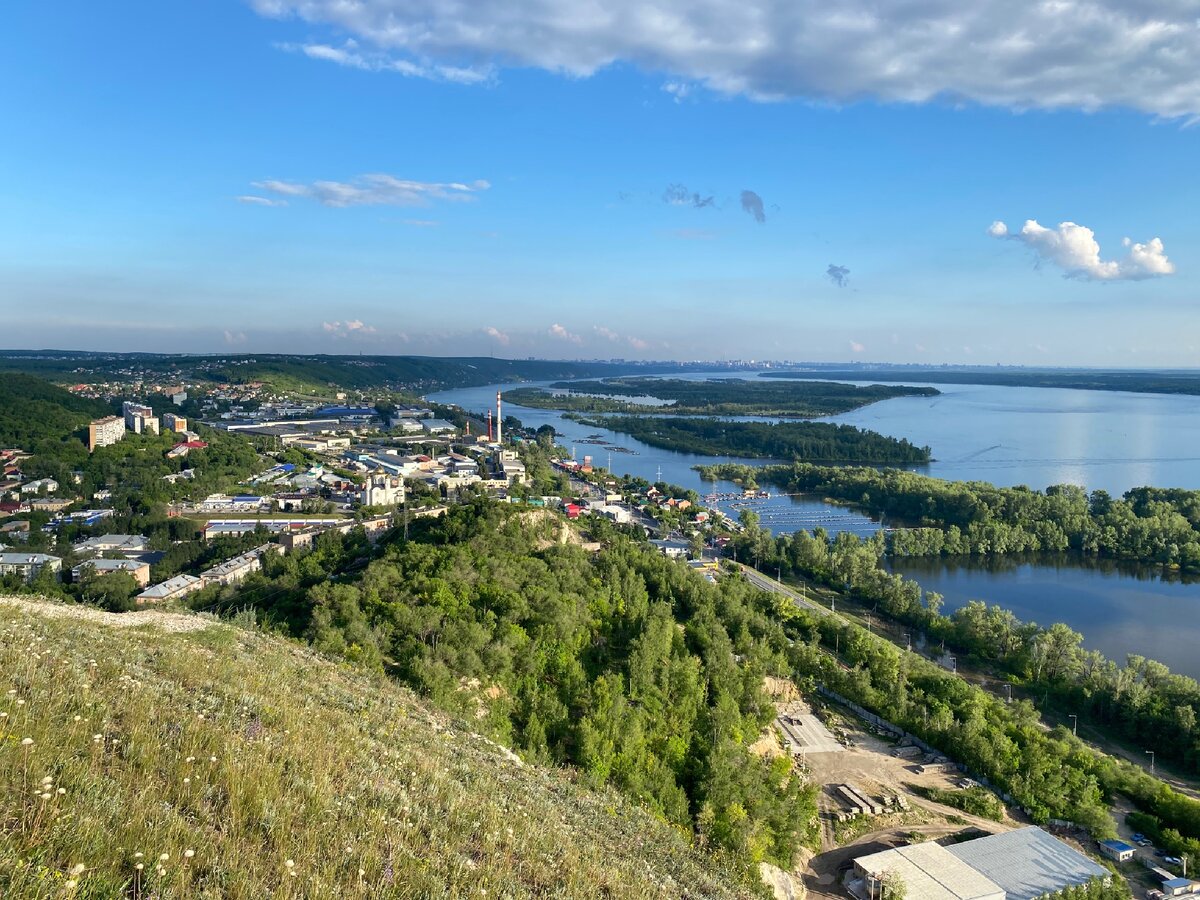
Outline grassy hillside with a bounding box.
[0,373,111,449]
[0,598,759,899]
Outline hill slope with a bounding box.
[0,373,111,449]
[0,597,758,899]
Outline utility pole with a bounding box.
[1146,750,1156,775]
[1068,713,1077,737]
[949,656,957,674]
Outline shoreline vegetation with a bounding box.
[763,367,1200,397]
[697,462,1200,572]
[503,377,938,418]
[576,416,933,464]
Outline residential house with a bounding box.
[137,573,203,605]
[72,558,151,588]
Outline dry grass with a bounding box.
[0,597,759,899]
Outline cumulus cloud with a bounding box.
[663,183,714,208]
[826,264,850,287]
[253,0,1200,118]
[252,174,489,208]
[277,39,491,84]
[323,319,378,338]
[484,325,510,346]
[548,323,582,344]
[223,330,247,346]
[594,326,620,341]
[849,340,866,353]
[740,190,765,223]
[627,336,650,351]
[662,82,692,102]
[236,195,287,207]
[990,219,1175,281]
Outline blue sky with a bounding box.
[3,0,1199,364]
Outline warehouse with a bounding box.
[850,842,1005,900]
[946,827,1108,900]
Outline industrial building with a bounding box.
[88,415,126,451]
[1098,839,1136,863]
[851,828,1108,900]
[852,842,1004,900]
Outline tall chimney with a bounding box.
[495,391,503,444]
[486,409,493,442]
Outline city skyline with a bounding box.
[4,2,1200,364]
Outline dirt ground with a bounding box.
[791,703,1014,900]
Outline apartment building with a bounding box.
[88,416,126,451]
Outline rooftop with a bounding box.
[947,827,1108,900]
[856,842,1005,900]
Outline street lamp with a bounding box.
[949,656,957,674]
[1068,714,1078,737]
[1146,750,1156,775]
[903,632,911,652]
[1005,684,1012,703]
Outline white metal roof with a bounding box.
[947,827,1108,900]
[856,842,1005,900]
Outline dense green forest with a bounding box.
[583,417,932,463]
[507,377,937,417]
[765,367,1200,397]
[724,516,1200,830]
[0,351,678,393]
[700,462,1200,570]
[0,372,112,450]
[194,503,819,871]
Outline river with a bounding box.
[429,373,1200,679]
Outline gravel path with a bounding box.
[0,595,216,633]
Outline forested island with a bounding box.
[699,462,1200,570]
[580,416,933,463]
[504,377,937,417]
[765,367,1200,397]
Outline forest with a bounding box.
[189,502,820,872]
[700,462,1200,571]
[582,417,933,463]
[506,377,937,417]
[724,515,1200,831]
[0,372,112,450]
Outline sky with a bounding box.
[3,1,1200,365]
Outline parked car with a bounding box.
[1132,833,1146,842]
[1164,857,1183,866]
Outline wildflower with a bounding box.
[184,849,195,859]
[159,853,169,862]
[73,715,81,721]
[65,880,77,890]
[183,777,191,785]
[134,853,143,859]
[135,863,143,871]
[70,864,85,877]
[285,859,294,869]
[57,787,66,795]
[185,756,196,763]
[21,737,33,746]
[16,699,25,705]
[209,756,217,762]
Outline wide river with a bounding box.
[430,374,1200,678]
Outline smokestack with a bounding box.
[495,391,503,444]
[486,409,493,442]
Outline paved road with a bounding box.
[740,565,832,618]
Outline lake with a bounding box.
[429,374,1200,679]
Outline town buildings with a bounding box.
[122,402,159,435]
[162,413,187,433]
[88,415,125,451]
[137,573,203,605]
[71,558,151,588]
[0,552,62,582]
[72,534,150,557]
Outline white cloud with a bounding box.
[990,219,1175,281]
[323,319,378,338]
[251,0,1200,118]
[594,326,620,341]
[277,40,491,85]
[484,326,510,346]
[236,195,287,207]
[252,174,489,208]
[403,219,439,227]
[627,336,650,351]
[662,81,692,103]
[849,340,865,353]
[548,323,582,344]
[223,330,247,345]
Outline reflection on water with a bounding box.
[889,555,1200,680]
[430,375,1200,678]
